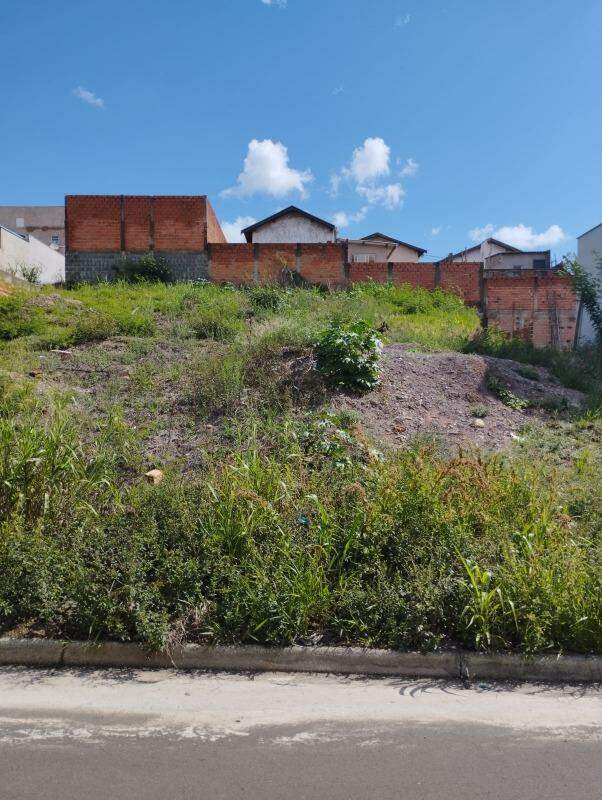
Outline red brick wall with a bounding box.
[153,196,206,251]
[66,195,121,252]
[256,244,297,283]
[348,262,389,286]
[209,244,254,284]
[124,196,151,252]
[485,271,577,349]
[440,261,481,304]
[206,198,227,244]
[298,243,345,286]
[391,262,436,290]
[66,195,208,252]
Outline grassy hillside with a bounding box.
[0,281,600,654]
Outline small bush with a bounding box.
[486,374,531,410]
[516,364,540,381]
[114,253,172,283]
[193,348,246,415]
[470,404,489,418]
[191,308,243,341]
[72,311,118,343]
[539,396,570,414]
[315,320,382,392]
[0,296,42,340]
[249,286,287,313]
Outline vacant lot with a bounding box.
[0,280,600,655]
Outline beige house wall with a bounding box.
[347,240,421,263]
[0,206,65,252]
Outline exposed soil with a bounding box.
[331,344,584,453]
[36,338,585,464]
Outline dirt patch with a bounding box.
[331,344,584,452]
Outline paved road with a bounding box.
[0,667,600,799]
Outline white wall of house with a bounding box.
[250,213,336,243]
[452,240,510,262]
[485,252,549,271]
[577,224,602,344]
[347,240,421,263]
[0,225,65,283]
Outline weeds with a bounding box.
[486,373,531,410]
[0,281,599,655]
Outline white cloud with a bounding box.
[261,0,287,6]
[431,226,442,236]
[395,13,411,26]
[73,86,104,108]
[329,173,342,197]
[332,85,344,95]
[468,224,495,241]
[469,223,565,249]
[357,183,405,210]
[331,137,410,210]
[221,216,257,243]
[400,157,419,177]
[222,139,313,199]
[332,207,368,229]
[345,137,391,184]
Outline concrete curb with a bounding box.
[0,639,600,683]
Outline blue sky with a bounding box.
[2,0,601,258]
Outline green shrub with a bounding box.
[72,311,118,343]
[315,320,383,392]
[465,327,602,395]
[193,348,246,414]
[0,296,42,340]
[470,404,489,418]
[114,253,172,283]
[191,308,243,341]
[249,286,287,313]
[486,374,531,410]
[516,364,540,381]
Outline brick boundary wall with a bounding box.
[63,195,577,348]
[484,270,577,349]
[207,243,347,287]
[66,195,219,283]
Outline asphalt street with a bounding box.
[0,667,599,799]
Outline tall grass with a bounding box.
[0,281,599,655]
[0,389,599,654]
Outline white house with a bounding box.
[0,224,65,284]
[242,206,337,243]
[346,233,426,264]
[576,223,602,344]
[452,237,550,270]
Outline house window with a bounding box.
[50,235,60,246]
[353,253,377,263]
[533,258,546,269]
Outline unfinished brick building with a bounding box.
[65,195,227,283]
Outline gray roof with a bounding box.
[451,237,523,259]
[360,232,427,255]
